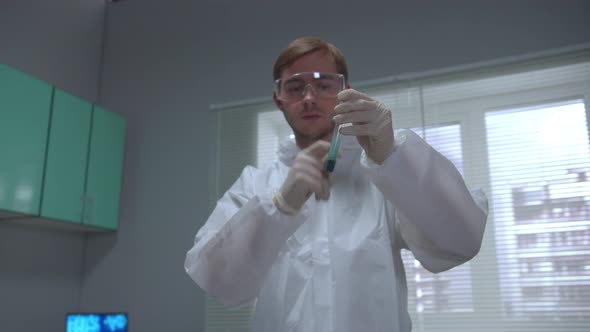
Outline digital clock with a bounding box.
[66,313,128,332]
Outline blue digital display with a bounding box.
[66,313,128,332]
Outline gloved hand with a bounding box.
[273,140,331,215]
[333,89,394,164]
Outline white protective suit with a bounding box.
[185,129,488,332]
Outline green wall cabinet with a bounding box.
[0,64,53,217]
[84,106,126,230]
[41,89,92,225]
[0,64,126,231]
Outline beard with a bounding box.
[293,123,333,141]
[281,102,337,148]
[286,116,334,147]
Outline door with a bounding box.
[41,88,92,224]
[0,65,52,216]
[84,106,126,230]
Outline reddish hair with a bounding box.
[273,37,349,81]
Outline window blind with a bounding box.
[206,52,590,332]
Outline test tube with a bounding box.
[325,124,342,172]
[325,77,346,173]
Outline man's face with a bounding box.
[273,51,342,148]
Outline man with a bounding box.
[185,37,488,332]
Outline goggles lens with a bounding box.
[275,72,345,101]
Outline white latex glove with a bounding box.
[273,140,331,215]
[333,89,394,164]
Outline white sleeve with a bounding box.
[361,129,489,273]
[184,166,309,308]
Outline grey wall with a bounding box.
[0,1,105,331]
[0,0,106,101]
[80,1,590,331]
[1,0,588,331]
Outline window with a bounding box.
[487,100,590,321]
[208,50,590,332]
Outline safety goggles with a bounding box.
[274,72,345,102]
